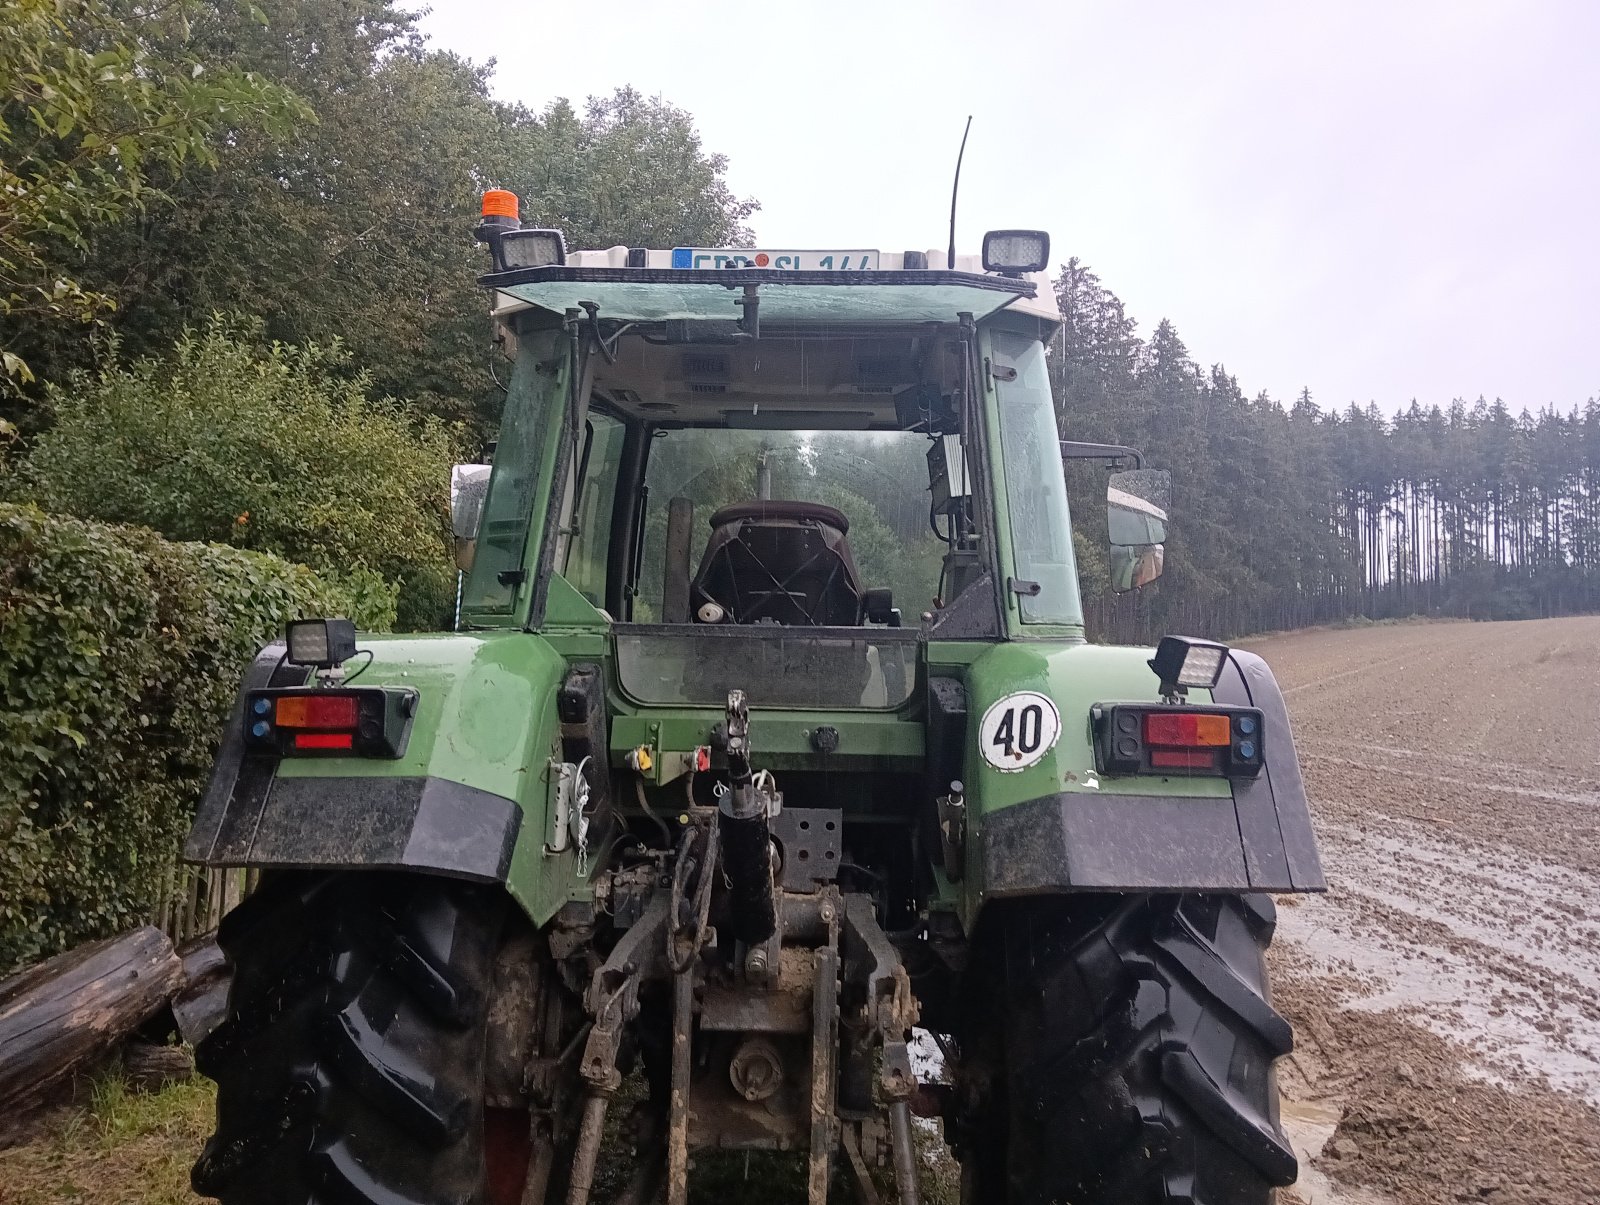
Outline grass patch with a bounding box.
[0,1072,964,1205]
[0,1073,213,1205]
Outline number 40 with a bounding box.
[992,703,1044,758]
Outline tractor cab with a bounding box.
[454,217,1086,689]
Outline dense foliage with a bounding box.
[15,319,455,629]
[5,0,757,437]
[0,504,386,970]
[0,0,303,394]
[1053,260,1600,639]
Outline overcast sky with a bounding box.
[421,1,1596,415]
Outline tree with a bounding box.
[1048,256,1599,640]
[13,318,457,629]
[509,88,757,251]
[10,2,758,437]
[0,0,305,394]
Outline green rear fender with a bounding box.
[185,631,586,928]
[952,641,1323,926]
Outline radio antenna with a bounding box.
[947,115,973,270]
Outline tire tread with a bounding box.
[981,893,1296,1205]
[192,872,498,1205]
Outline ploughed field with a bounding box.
[1257,616,1600,1205]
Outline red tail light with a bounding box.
[1094,703,1265,778]
[244,686,418,759]
[1144,712,1231,747]
[275,694,359,730]
[294,732,355,751]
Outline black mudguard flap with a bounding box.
[982,650,1326,894]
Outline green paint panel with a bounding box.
[609,709,923,778]
[273,630,588,925]
[953,639,1230,922]
[543,573,611,630]
[960,640,1227,813]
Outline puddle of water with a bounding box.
[1307,738,1600,785]
[1279,890,1600,1104]
[1315,823,1600,993]
[1312,838,1600,992]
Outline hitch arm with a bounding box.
[567,896,669,1205]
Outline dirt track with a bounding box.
[1247,617,1600,1205]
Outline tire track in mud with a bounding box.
[1252,616,1600,1205]
[1278,824,1600,1100]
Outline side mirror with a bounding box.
[451,463,492,571]
[1107,468,1170,593]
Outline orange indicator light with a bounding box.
[1144,712,1232,747]
[275,695,359,730]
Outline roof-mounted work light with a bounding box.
[285,618,358,670]
[495,227,567,270]
[1148,635,1229,699]
[982,229,1051,277]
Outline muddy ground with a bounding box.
[1248,616,1600,1205]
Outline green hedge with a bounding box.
[0,504,390,971]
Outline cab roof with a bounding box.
[482,248,1061,327]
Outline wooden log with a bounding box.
[0,926,183,1109]
[122,1041,194,1093]
[171,934,230,1046]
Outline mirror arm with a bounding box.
[1060,441,1142,468]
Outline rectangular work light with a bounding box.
[496,228,567,270]
[982,230,1051,276]
[285,618,357,669]
[1148,635,1229,695]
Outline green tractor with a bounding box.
[185,197,1323,1205]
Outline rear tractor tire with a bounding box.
[959,893,1297,1205]
[191,871,505,1205]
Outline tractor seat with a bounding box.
[692,500,865,626]
[705,500,850,533]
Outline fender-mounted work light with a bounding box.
[982,229,1050,277]
[285,618,357,670]
[1148,635,1229,697]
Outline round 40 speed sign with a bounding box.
[978,691,1062,772]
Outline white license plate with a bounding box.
[671,248,880,271]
